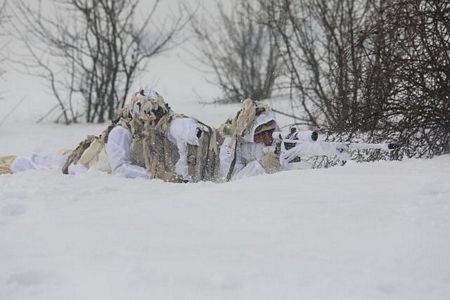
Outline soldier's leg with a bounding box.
[10,154,68,173]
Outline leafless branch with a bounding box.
[190,0,282,103]
[11,0,187,123]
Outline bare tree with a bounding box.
[0,0,7,80]
[191,0,281,103]
[12,0,187,124]
[260,0,378,132]
[360,0,450,157]
[252,0,448,158]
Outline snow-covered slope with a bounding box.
[1,124,450,299]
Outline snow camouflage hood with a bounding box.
[115,89,174,136]
[243,110,278,143]
[128,89,170,123]
[218,98,278,143]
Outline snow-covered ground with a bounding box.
[1,1,449,296]
[1,123,450,300]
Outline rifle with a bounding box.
[272,128,399,163]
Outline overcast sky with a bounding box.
[0,0,225,123]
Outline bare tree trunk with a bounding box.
[190,0,282,103]
[0,0,8,83]
[260,0,375,131]
[11,0,187,123]
[360,0,450,157]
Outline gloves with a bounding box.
[259,152,281,174]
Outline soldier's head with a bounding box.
[253,120,277,146]
[129,89,171,124]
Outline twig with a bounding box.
[0,96,27,126]
[36,104,59,124]
[272,108,303,121]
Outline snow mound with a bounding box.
[1,154,450,299]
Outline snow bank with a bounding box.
[1,136,449,299]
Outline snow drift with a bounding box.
[1,123,449,299]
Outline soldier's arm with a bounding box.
[106,126,150,179]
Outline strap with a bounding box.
[226,139,238,182]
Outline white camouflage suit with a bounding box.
[6,89,202,180]
[218,104,353,180]
[219,110,288,180]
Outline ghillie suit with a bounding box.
[217,99,263,143]
[185,120,220,182]
[134,105,219,182]
[62,89,176,180]
[123,91,182,182]
[63,89,219,182]
[0,155,16,175]
[218,98,280,181]
[127,92,220,182]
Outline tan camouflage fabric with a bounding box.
[259,152,281,173]
[0,155,16,175]
[61,89,174,176]
[61,89,219,182]
[232,98,257,141]
[218,98,271,142]
[139,120,182,182]
[186,122,220,182]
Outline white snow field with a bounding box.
[1,123,450,300]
